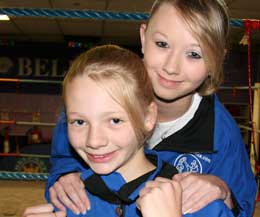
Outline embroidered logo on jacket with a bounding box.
[174,154,202,173]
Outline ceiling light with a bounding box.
[0,15,10,21]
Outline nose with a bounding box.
[86,125,107,149]
[163,51,179,75]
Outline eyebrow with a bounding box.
[66,112,85,118]
[153,31,201,46]
[189,43,201,48]
[67,110,125,118]
[153,31,168,38]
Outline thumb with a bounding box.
[136,198,141,210]
[55,211,67,217]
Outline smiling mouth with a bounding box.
[87,151,116,163]
[158,74,182,88]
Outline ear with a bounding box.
[140,23,147,54]
[144,102,158,132]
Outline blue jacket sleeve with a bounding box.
[185,200,234,217]
[44,110,85,201]
[212,96,257,217]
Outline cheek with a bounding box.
[144,54,161,80]
[144,42,161,65]
[126,134,139,151]
[115,129,138,149]
[68,130,84,149]
[143,54,153,70]
[187,65,208,84]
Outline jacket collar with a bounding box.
[154,95,215,153]
[83,153,178,204]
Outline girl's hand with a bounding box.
[22,204,66,217]
[173,173,233,214]
[49,172,90,215]
[137,177,182,217]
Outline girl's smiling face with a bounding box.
[140,3,208,102]
[66,75,144,176]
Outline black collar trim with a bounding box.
[154,95,215,153]
[83,154,178,204]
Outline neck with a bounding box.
[156,93,194,122]
[118,148,155,182]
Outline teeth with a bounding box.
[89,151,114,159]
[92,154,106,158]
[95,155,105,158]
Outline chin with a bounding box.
[90,165,115,175]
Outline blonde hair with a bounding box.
[148,0,229,95]
[63,45,154,144]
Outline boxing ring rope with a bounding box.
[0,120,16,124]
[0,78,61,85]
[1,77,260,88]
[0,171,48,180]
[0,8,149,21]
[240,20,260,180]
[0,120,56,127]
[2,77,260,88]
[239,125,260,134]
[0,153,49,158]
[220,86,260,90]
[0,7,245,28]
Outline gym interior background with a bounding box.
[0,0,260,216]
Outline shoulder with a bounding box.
[213,94,242,137]
[214,95,236,124]
[212,95,244,152]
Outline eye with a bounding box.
[110,118,123,125]
[155,41,169,48]
[70,119,86,127]
[187,51,202,59]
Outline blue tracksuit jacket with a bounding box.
[62,150,234,217]
[46,94,256,216]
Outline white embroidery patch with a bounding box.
[174,154,203,173]
[195,154,211,163]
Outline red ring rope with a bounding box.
[243,19,260,170]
